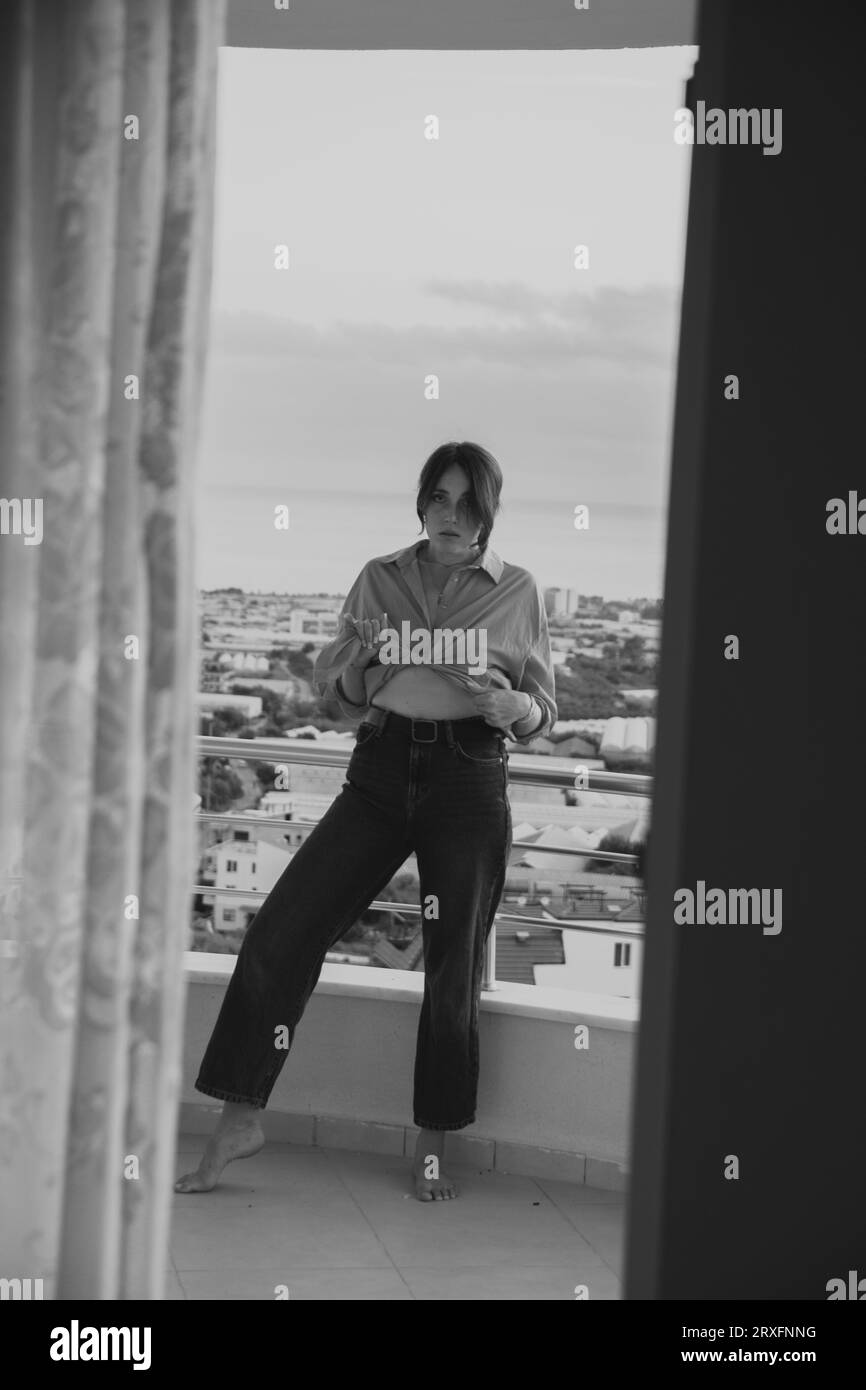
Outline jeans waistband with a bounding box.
[364,707,500,744]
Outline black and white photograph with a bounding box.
[1,0,864,1345]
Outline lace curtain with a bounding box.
[0,0,225,1298]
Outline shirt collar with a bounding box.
[383,538,504,583]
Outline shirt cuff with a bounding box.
[511,695,544,738]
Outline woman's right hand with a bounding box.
[343,611,389,668]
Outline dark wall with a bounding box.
[626,1,866,1299]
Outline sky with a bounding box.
[196,44,699,596]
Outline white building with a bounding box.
[256,790,294,817]
[534,908,643,998]
[293,597,344,613]
[599,716,656,765]
[259,756,347,820]
[201,834,292,932]
[197,692,262,719]
[620,688,657,710]
[544,587,580,618]
[224,652,269,672]
[290,608,340,639]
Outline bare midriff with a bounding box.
[369,666,485,719]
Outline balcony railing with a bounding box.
[195,734,651,990]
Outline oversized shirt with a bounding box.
[312,538,557,744]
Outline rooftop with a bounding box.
[494,918,567,986]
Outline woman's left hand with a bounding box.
[472,690,533,730]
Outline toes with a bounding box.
[413,1171,458,1202]
[175,1169,214,1193]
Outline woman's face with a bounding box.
[424,464,482,548]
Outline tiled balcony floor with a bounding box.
[167,1135,625,1300]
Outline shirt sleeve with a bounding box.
[312,565,371,720]
[508,580,558,745]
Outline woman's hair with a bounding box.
[415,441,503,551]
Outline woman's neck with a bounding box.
[421,539,479,567]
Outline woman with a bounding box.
[176,442,557,1201]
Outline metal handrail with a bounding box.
[197,734,652,796]
[191,884,645,936]
[195,810,637,866]
[195,733,651,990]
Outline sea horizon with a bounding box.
[196,484,668,603]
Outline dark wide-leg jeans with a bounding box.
[195,711,513,1130]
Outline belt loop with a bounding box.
[443,718,456,748]
[365,706,387,738]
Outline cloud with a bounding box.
[211,281,681,372]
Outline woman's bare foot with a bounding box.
[413,1128,457,1201]
[174,1101,265,1193]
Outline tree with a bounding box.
[553,664,627,720]
[254,760,277,789]
[208,706,248,737]
[286,649,314,678]
[620,635,646,670]
[257,719,285,738]
[198,758,244,812]
[587,831,638,876]
[229,684,282,721]
[340,872,419,942]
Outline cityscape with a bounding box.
[194,582,659,993]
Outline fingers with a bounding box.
[369,611,388,646]
[348,611,390,648]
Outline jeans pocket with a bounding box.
[354,721,378,749]
[452,735,504,766]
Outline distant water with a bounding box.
[196,485,667,601]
